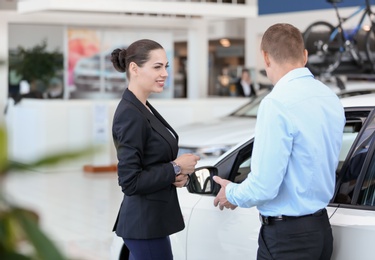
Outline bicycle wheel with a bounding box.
[303,21,343,75]
[365,25,375,73]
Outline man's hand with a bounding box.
[213,176,237,210]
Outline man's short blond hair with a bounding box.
[261,23,305,64]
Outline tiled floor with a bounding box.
[4,167,123,260]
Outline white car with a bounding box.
[173,93,375,260]
[176,89,270,161]
[176,85,375,162]
[112,93,375,260]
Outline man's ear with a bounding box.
[262,50,270,68]
[303,49,308,66]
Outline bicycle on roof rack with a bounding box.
[303,0,375,76]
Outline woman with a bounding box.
[111,39,200,260]
[235,68,256,98]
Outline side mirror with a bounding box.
[187,166,219,195]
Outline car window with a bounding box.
[359,150,375,206]
[336,120,363,176]
[224,142,253,184]
[334,111,374,204]
[229,90,270,118]
[231,102,260,117]
[234,157,251,183]
[356,120,375,206]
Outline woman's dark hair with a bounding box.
[111,39,163,79]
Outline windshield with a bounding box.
[230,91,269,117]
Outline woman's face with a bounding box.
[136,48,169,94]
[242,71,250,81]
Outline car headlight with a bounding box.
[178,145,232,159]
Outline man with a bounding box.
[213,23,345,260]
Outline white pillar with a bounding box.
[245,16,267,87]
[244,0,261,85]
[187,19,208,99]
[245,17,258,69]
[0,13,8,116]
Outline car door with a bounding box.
[185,140,261,260]
[329,107,375,260]
[184,106,375,260]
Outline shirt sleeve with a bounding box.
[226,97,294,208]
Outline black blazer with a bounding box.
[235,78,257,98]
[112,88,184,239]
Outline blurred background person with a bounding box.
[234,68,257,97]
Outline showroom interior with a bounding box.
[1,1,375,260]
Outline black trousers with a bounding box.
[123,236,173,260]
[257,209,333,260]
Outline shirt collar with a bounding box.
[274,67,313,89]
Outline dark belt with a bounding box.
[259,208,326,226]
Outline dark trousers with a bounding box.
[123,236,173,260]
[257,209,333,260]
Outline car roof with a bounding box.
[340,93,375,108]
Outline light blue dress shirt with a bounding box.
[226,68,346,217]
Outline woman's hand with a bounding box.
[174,153,200,175]
[173,174,189,188]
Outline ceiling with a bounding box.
[1,0,258,20]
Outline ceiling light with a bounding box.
[220,38,231,47]
[363,25,371,32]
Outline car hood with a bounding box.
[176,116,257,147]
[340,93,375,107]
